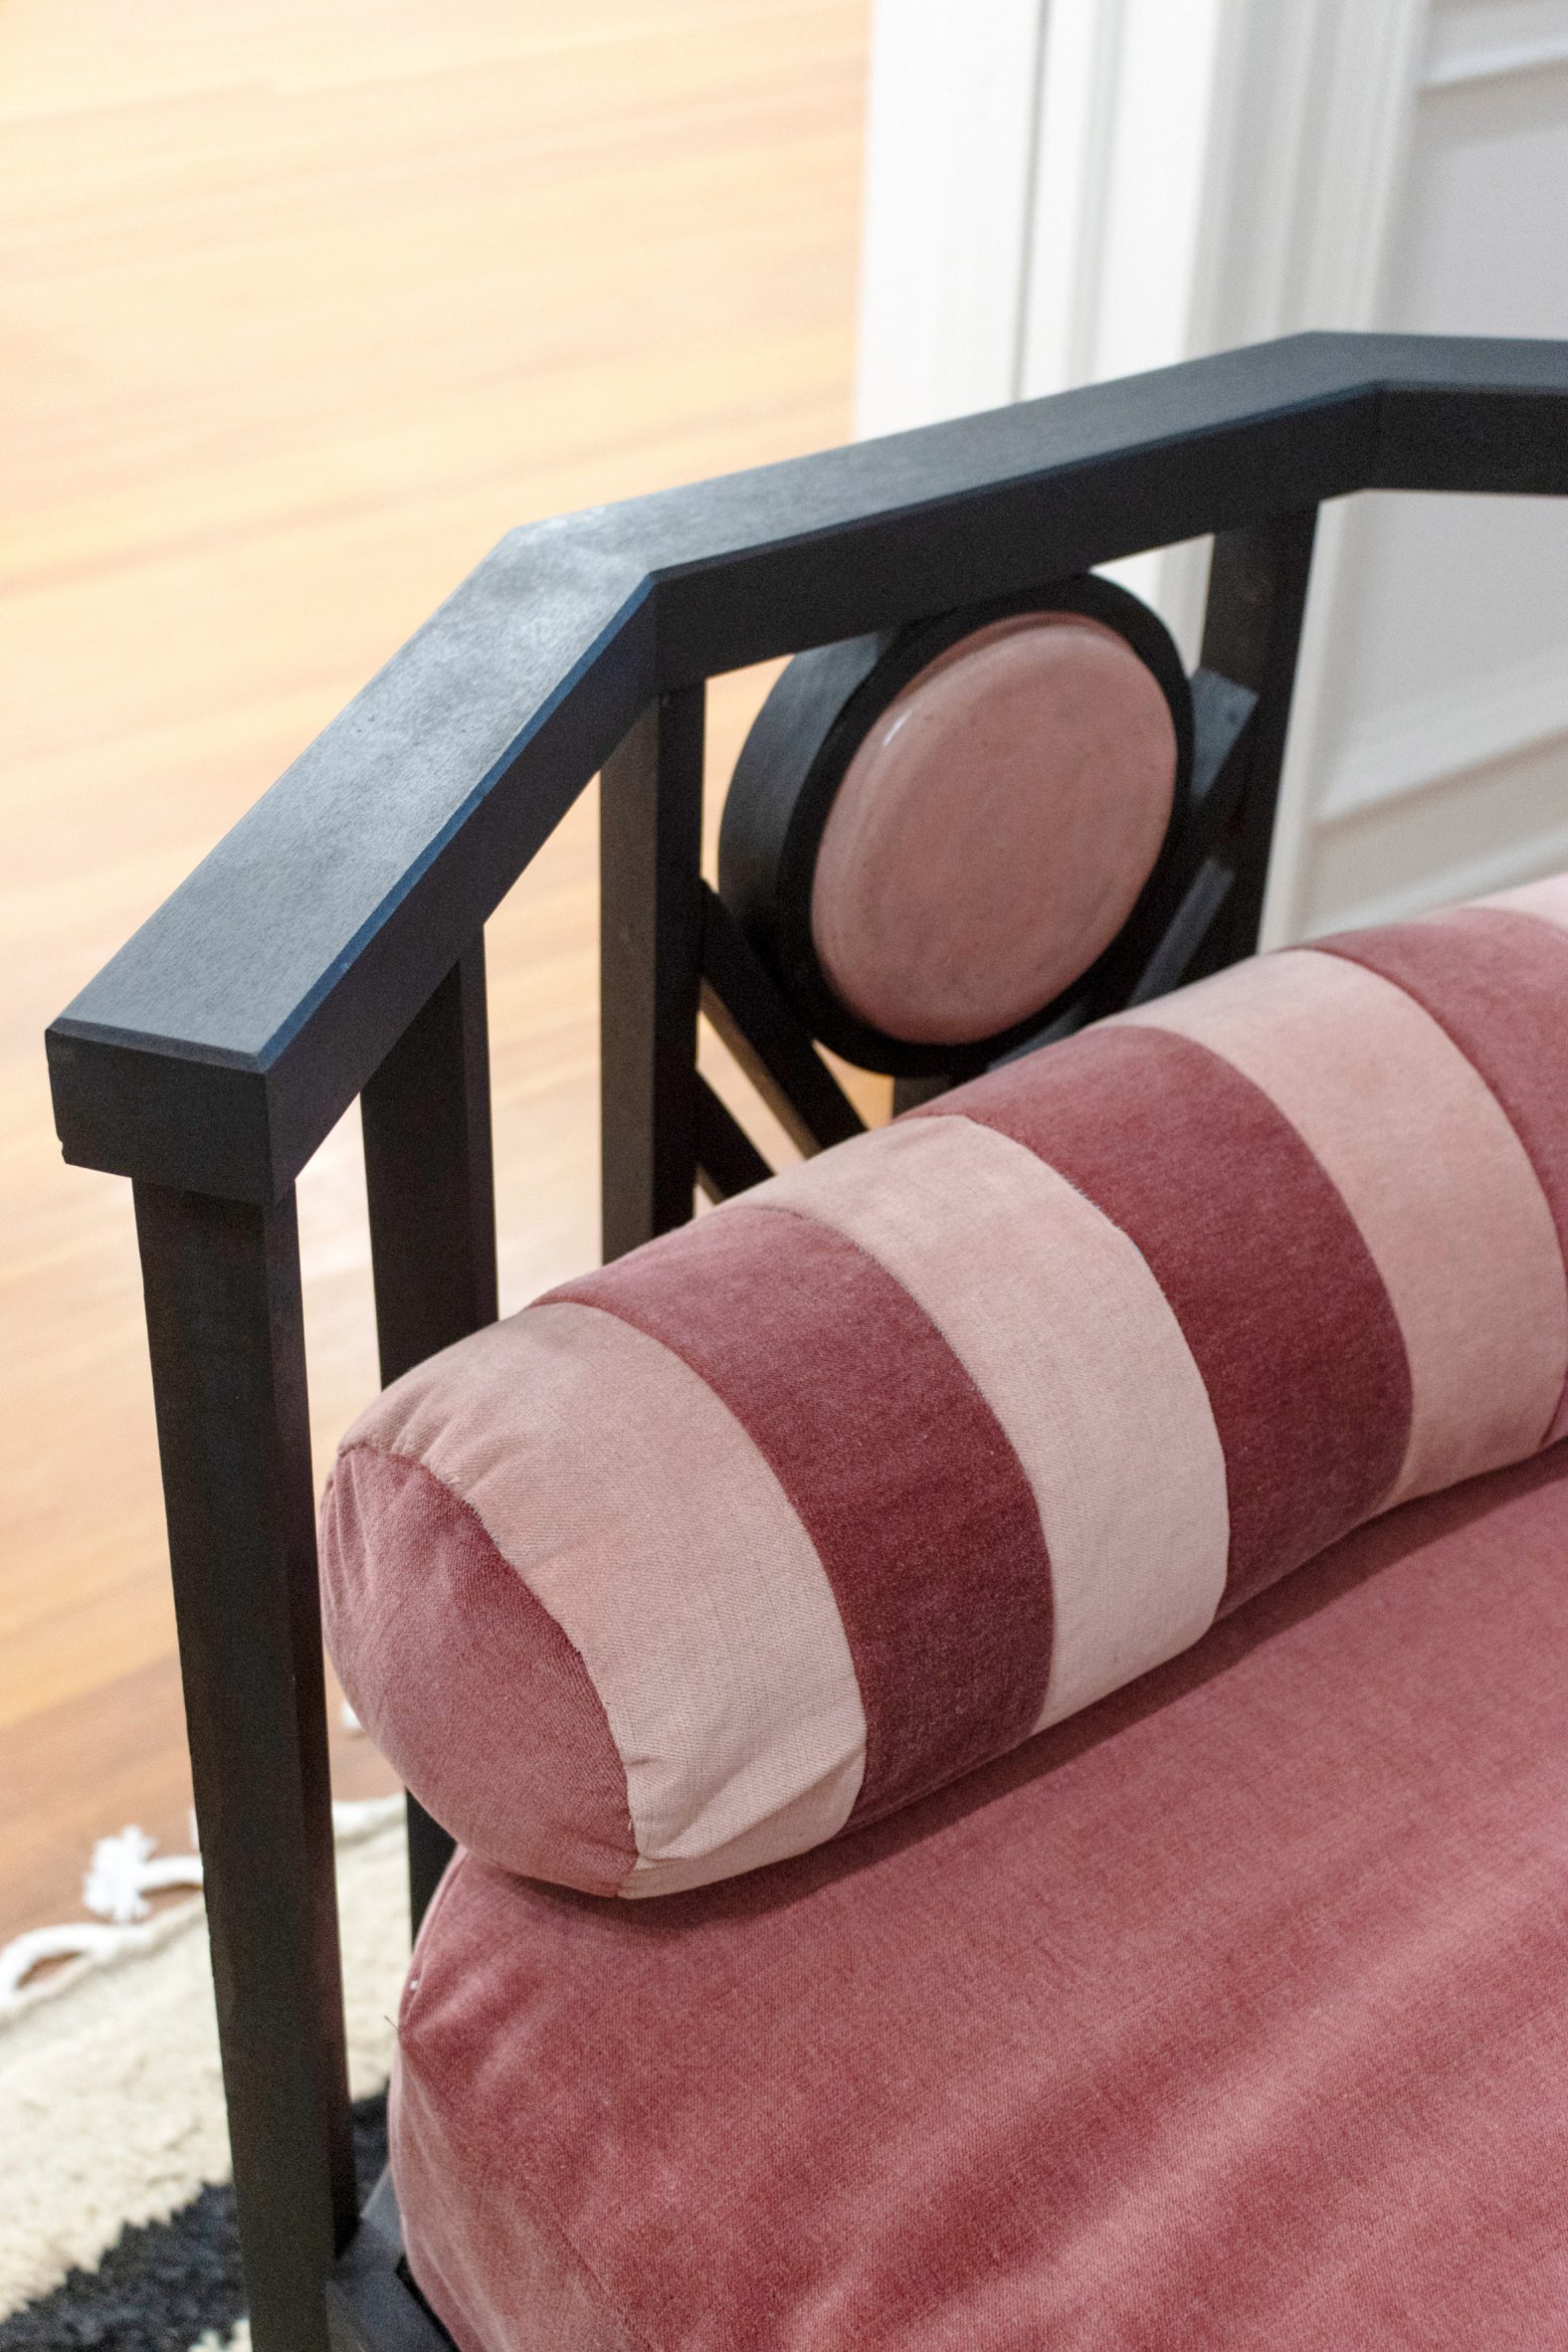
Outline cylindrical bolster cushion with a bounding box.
[320,876,1568,1897]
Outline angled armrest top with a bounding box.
[46,330,1568,1202]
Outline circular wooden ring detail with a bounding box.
[717,576,1194,1075]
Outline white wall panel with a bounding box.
[855,0,1047,437]
[854,0,1568,944]
[1289,4,1568,932]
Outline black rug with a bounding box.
[0,2093,388,2352]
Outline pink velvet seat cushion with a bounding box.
[320,877,1568,1899]
[392,1445,1568,2352]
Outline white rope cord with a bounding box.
[0,1795,405,2016]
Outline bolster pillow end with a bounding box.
[320,1442,636,1899]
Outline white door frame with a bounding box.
[854,0,1461,942]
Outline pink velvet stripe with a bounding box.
[918,1026,1413,1606]
[1116,948,1566,1505]
[550,1205,1054,1820]
[320,1447,636,1896]
[1316,905,1568,1287]
[1313,906,1568,1446]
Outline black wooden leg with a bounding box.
[361,938,498,1931]
[1198,507,1319,965]
[599,687,705,1260]
[134,1182,355,2352]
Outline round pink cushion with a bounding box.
[809,613,1178,1045]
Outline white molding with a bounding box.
[1016,0,1124,396]
[1018,0,1227,397]
[1011,0,1227,658]
[854,0,1048,438]
[1301,814,1568,933]
[1424,0,1568,89]
[1317,644,1568,825]
[1203,0,1433,942]
[1425,33,1568,87]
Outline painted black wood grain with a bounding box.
[48,334,1568,1201]
[132,1184,356,2352]
[600,689,706,1258]
[360,942,498,1930]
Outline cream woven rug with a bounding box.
[0,1809,409,2350]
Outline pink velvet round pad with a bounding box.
[808,614,1177,1045]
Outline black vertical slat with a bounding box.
[699,888,866,1153]
[1197,506,1319,967]
[360,938,498,1931]
[599,687,706,1260]
[890,1075,951,1114]
[361,942,497,1383]
[133,1182,355,2352]
[694,1073,773,1200]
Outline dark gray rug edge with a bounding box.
[0,2092,388,2352]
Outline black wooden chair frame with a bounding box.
[44,331,1568,2352]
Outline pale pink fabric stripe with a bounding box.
[1480,873,1568,932]
[747,1115,1230,1727]
[360,1300,867,1895]
[1119,948,1568,1503]
[1435,876,1568,1442]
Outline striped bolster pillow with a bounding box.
[320,876,1568,1897]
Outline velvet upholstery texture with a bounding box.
[392,1446,1568,2352]
[808,614,1178,1044]
[320,875,1568,1896]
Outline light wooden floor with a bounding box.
[0,0,877,1943]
